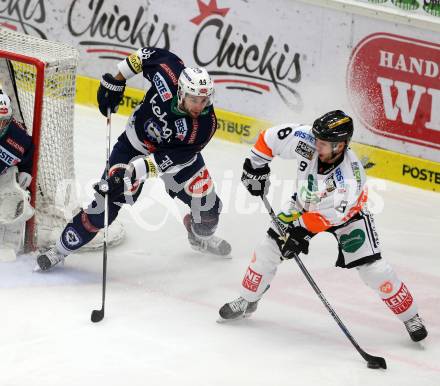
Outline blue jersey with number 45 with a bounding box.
[117,48,217,172]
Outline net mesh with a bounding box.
[0,28,125,251]
[0,27,79,249]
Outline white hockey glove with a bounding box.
[17,171,32,189]
[94,156,158,199]
[0,166,35,225]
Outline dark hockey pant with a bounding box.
[58,133,222,253]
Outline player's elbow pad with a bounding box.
[130,156,159,181]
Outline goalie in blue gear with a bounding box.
[0,88,35,259]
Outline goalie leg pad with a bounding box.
[0,222,24,257]
[357,259,418,321]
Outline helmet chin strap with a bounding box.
[329,141,347,161]
[330,142,339,160]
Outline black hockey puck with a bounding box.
[367,361,381,369]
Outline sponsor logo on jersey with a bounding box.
[139,48,156,60]
[188,119,199,144]
[324,174,337,192]
[351,162,362,191]
[348,33,440,150]
[294,130,315,144]
[63,227,82,248]
[127,53,142,74]
[335,167,344,185]
[184,167,213,197]
[160,63,178,85]
[153,72,173,102]
[6,137,25,155]
[383,282,413,315]
[295,140,314,160]
[242,266,262,292]
[340,229,365,253]
[150,94,172,140]
[0,145,20,166]
[299,174,321,204]
[174,118,188,141]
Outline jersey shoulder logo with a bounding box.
[295,140,314,160]
[153,72,173,102]
[127,53,142,74]
[139,48,156,60]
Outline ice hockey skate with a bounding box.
[218,296,259,322]
[404,314,428,342]
[35,248,67,271]
[183,214,231,257]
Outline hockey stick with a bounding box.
[91,108,112,323]
[261,195,387,369]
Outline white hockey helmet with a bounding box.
[177,67,214,106]
[0,89,12,132]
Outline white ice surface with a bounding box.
[1,105,439,386]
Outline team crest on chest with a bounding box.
[174,118,188,141]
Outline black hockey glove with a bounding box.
[241,158,270,197]
[281,225,313,259]
[97,73,126,117]
[94,165,137,200]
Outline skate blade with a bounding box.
[216,313,252,324]
[190,247,233,259]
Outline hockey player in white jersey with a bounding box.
[219,110,427,342]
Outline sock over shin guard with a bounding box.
[357,259,418,321]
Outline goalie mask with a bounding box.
[177,67,214,107]
[0,89,12,133]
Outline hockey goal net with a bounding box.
[0,27,124,252]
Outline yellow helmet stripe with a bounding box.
[328,116,350,129]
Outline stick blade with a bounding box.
[91,309,104,323]
[366,355,387,369]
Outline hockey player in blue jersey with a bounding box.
[0,88,35,256]
[0,89,33,186]
[36,48,231,270]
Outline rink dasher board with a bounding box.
[75,75,440,193]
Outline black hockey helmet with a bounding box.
[312,110,353,143]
